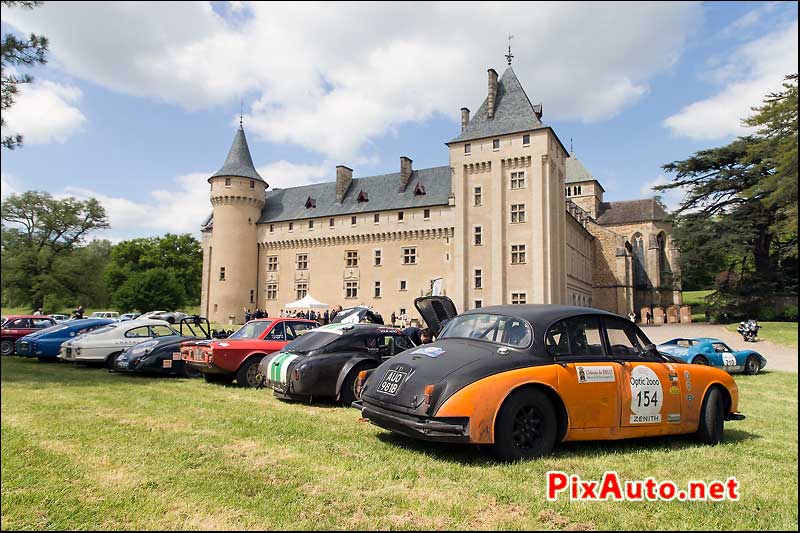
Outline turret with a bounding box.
[203,124,267,324]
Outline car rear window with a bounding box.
[439,313,532,348]
[283,331,341,354]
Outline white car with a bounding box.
[89,311,120,320]
[139,310,167,319]
[50,314,71,323]
[58,318,178,367]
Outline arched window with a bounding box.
[657,231,671,287]
[631,233,648,289]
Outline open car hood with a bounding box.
[413,296,458,336]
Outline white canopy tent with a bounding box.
[284,294,329,310]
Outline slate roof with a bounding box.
[595,198,670,225]
[565,152,605,191]
[449,67,547,144]
[210,125,265,183]
[256,166,451,224]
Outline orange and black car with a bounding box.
[354,297,745,461]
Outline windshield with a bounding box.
[228,320,273,340]
[439,313,532,348]
[282,331,340,354]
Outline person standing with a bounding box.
[391,311,397,327]
[323,309,329,324]
[244,308,252,322]
[33,308,43,316]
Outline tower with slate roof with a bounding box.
[202,123,267,323]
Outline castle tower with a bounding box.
[202,124,267,324]
[447,65,569,311]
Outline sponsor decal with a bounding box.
[670,385,680,395]
[410,346,445,358]
[576,365,616,384]
[721,353,736,366]
[629,366,662,424]
[162,359,172,369]
[219,342,229,347]
[172,352,181,360]
[667,413,681,423]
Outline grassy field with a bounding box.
[1,357,797,530]
[726,321,798,349]
[683,290,716,323]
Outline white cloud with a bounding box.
[1,79,87,144]
[639,175,689,212]
[663,21,798,140]
[1,170,20,199]
[257,160,328,189]
[3,1,701,159]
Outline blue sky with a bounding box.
[1,1,797,242]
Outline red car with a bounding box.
[1,315,57,355]
[181,318,318,387]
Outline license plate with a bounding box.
[172,352,181,360]
[377,369,408,396]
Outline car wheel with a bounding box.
[744,355,760,375]
[236,357,264,388]
[696,387,725,444]
[693,355,708,365]
[180,364,202,379]
[492,388,558,462]
[203,373,233,384]
[1,339,15,356]
[106,352,121,369]
[340,364,376,407]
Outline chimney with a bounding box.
[487,68,498,119]
[335,165,353,203]
[460,107,470,132]
[399,156,413,192]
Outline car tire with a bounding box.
[203,373,233,384]
[696,387,725,444]
[339,364,376,407]
[744,355,760,375]
[693,355,709,365]
[491,388,558,462]
[180,364,202,379]
[106,352,121,369]
[1,339,15,356]
[236,357,264,388]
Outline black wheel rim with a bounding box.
[246,364,260,386]
[512,406,544,451]
[1,342,11,355]
[747,359,757,372]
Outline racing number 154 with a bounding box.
[636,390,659,408]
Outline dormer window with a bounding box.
[414,183,426,196]
[357,190,369,202]
[305,196,317,209]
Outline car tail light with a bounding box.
[355,370,370,399]
[422,384,436,411]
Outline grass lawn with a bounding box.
[726,321,798,349]
[682,290,716,323]
[2,357,797,530]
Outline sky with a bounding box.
[1,1,797,242]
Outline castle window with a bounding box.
[474,226,482,246]
[423,208,430,219]
[351,215,357,225]
[474,269,483,289]
[374,213,380,223]
[522,134,530,146]
[267,256,278,271]
[225,178,231,187]
[266,284,277,300]
[475,300,483,309]
[492,139,500,150]
[288,222,294,231]
[296,254,308,270]
[399,280,407,291]
[402,247,417,265]
[511,204,526,223]
[510,171,526,189]
[329,218,335,228]
[464,143,471,154]
[511,292,527,305]
[565,187,570,197]
[249,289,254,304]
[374,281,381,299]
[474,186,482,206]
[269,224,274,233]
[577,185,582,195]
[397,211,404,222]
[308,220,314,229]
[346,250,359,268]
[414,183,426,196]
[305,196,316,209]
[374,249,382,266]
[219,267,226,281]
[357,190,369,202]
[250,180,255,189]
[296,283,308,300]
[345,281,358,299]
[511,244,527,264]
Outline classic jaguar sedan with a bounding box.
[657,337,767,375]
[354,297,745,461]
[181,318,318,387]
[258,323,416,405]
[59,318,178,368]
[15,318,115,361]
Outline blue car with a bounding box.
[15,318,115,361]
[657,337,767,375]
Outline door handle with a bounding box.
[497,347,509,356]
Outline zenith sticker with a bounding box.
[576,365,615,383]
[410,346,446,358]
[629,366,662,424]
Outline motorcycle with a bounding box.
[736,319,761,342]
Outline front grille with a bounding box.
[18,342,29,354]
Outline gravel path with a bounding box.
[641,322,797,372]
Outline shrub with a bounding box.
[783,305,798,321]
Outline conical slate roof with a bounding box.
[565,153,593,183]
[210,125,265,183]
[449,67,546,143]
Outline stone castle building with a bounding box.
[200,62,682,324]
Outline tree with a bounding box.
[112,268,185,313]
[1,1,49,149]
[1,191,109,308]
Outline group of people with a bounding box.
[243,308,269,322]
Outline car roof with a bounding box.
[461,304,619,325]
[3,315,52,319]
[117,318,173,326]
